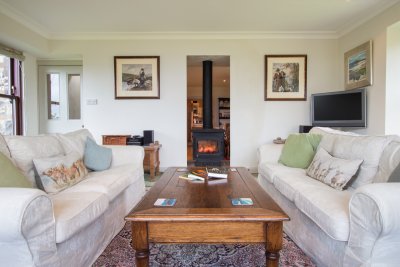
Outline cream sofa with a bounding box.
[258,127,400,267]
[0,129,146,267]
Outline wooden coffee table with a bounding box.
[125,167,289,267]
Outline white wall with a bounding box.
[22,53,39,135]
[385,22,400,135]
[338,2,400,135]
[46,38,339,171]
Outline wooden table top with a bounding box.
[126,167,289,222]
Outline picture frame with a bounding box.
[114,56,160,99]
[344,40,372,90]
[265,55,307,101]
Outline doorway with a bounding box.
[186,56,230,164]
[38,65,83,134]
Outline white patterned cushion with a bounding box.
[56,129,95,158]
[4,135,64,187]
[33,152,88,194]
[307,148,363,190]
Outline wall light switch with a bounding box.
[86,99,98,105]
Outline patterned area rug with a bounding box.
[93,222,316,267]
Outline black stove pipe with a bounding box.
[202,60,213,129]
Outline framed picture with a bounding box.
[114,56,160,99]
[344,40,372,90]
[265,55,307,101]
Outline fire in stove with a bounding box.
[198,140,218,154]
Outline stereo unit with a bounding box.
[143,130,154,145]
[127,135,143,146]
[299,125,313,133]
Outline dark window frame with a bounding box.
[0,57,23,135]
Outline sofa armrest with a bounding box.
[106,145,145,167]
[0,188,59,266]
[344,183,400,266]
[257,143,284,165]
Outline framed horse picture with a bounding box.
[114,56,160,99]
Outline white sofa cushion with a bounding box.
[56,129,95,158]
[273,169,319,202]
[4,135,64,187]
[258,162,305,184]
[50,191,109,243]
[374,139,400,183]
[294,183,352,241]
[310,127,395,189]
[64,164,142,201]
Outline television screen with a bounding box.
[311,88,366,127]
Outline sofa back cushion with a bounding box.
[56,129,95,158]
[309,127,395,189]
[278,133,322,169]
[4,135,64,187]
[374,139,400,183]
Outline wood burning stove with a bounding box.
[192,129,225,166]
[192,60,225,166]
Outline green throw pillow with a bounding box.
[278,133,322,169]
[0,152,31,188]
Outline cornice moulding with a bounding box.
[0,0,49,38]
[49,31,339,40]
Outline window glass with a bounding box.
[0,55,11,95]
[47,73,60,119]
[68,74,81,120]
[0,97,13,135]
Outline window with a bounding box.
[0,54,22,135]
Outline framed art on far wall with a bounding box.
[114,56,160,99]
[265,55,307,101]
[344,40,372,90]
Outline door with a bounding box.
[38,65,83,134]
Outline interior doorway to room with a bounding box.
[186,56,230,165]
[38,65,83,134]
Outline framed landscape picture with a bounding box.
[344,40,372,90]
[265,55,307,101]
[114,56,160,99]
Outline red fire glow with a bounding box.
[198,141,218,153]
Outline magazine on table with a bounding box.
[206,167,229,179]
[231,198,253,206]
[154,198,176,207]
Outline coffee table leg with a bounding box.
[265,221,283,267]
[132,222,149,267]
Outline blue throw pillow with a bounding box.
[84,137,112,171]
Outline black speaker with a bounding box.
[143,130,154,145]
[299,125,313,133]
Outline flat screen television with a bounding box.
[311,88,367,127]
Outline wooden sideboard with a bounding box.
[102,135,161,180]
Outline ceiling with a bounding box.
[0,0,399,39]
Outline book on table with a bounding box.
[178,167,207,181]
[206,167,229,179]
